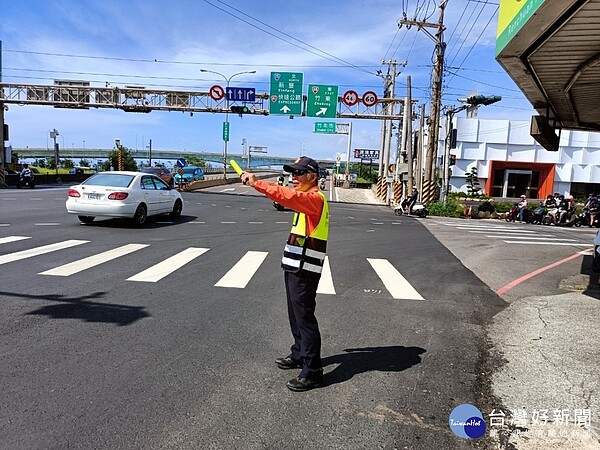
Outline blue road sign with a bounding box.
[176,158,187,168]
[227,87,256,102]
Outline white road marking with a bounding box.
[0,240,89,265]
[0,224,10,227]
[484,234,553,238]
[493,235,575,241]
[503,241,593,246]
[0,236,31,244]
[34,223,61,226]
[248,222,264,224]
[367,258,425,300]
[467,229,538,234]
[39,243,149,276]
[317,256,336,295]
[127,247,210,282]
[220,221,236,224]
[215,251,268,288]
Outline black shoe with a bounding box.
[286,375,323,392]
[275,356,301,370]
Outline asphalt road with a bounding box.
[1,184,592,449]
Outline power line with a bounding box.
[201,0,375,76]
[4,49,381,69]
[445,5,499,85]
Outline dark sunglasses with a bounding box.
[290,169,308,176]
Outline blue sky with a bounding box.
[0,0,535,162]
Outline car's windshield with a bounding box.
[83,174,135,187]
[183,168,198,174]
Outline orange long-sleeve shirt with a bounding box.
[254,180,325,236]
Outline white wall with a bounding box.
[440,117,600,195]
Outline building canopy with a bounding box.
[496,0,600,138]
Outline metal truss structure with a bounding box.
[0,81,406,120]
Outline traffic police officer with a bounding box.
[241,156,329,391]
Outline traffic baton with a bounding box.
[230,159,244,176]
[230,160,248,184]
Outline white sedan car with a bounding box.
[66,171,183,225]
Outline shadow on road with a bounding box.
[582,254,600,300]
[0,290,150,326]
[322,345,426,386]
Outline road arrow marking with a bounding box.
[316,107,328,116]
[280,105,291,113]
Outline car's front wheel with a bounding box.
[78,215,95,224]
[133,204,147,226]
[170,199,183,219]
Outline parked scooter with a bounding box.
[16,173,35,189]
[575,208,599,227]
[505,203,532,222]
[530,204,546,224]
[542,206,577,226]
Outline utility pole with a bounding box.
[148,138,152,166]
[377,60,399,179]
[416,103,426,194]
[405,76,414,194]
[399,0,447,188]
[0,40,5,174]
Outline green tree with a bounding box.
[465,167,481,197]
[79,159,91,167]
[62,159,75,169]
[47,157,57,170]
[183,155,206,168]
[103,147,138,171]
[35,158,47,168]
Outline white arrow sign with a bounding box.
[280,105,291,113]
[315,107,328,116]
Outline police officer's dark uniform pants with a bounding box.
[284,270,322,379]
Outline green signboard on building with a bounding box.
[496,0,545,55]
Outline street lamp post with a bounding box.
[200,69,256,180]
[50,129,59,182]
[442,94,501,201]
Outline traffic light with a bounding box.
[230,105,249,115]
[466,94,502,106]
[449,154,457,166]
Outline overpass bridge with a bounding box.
[12,147,316,168]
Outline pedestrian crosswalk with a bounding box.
[0,236,425,301]
[438,222,593,246]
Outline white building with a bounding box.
[443,117,600,200]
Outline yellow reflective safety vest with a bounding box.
[281,191,329,275]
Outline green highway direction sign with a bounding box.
[223,121,230,142]
[269,72,303,116]
[307,84,338,118]
[314,122,337,133]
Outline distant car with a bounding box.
[66,171,183,225]
[174,166,205,184]
[140,167,174,187]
